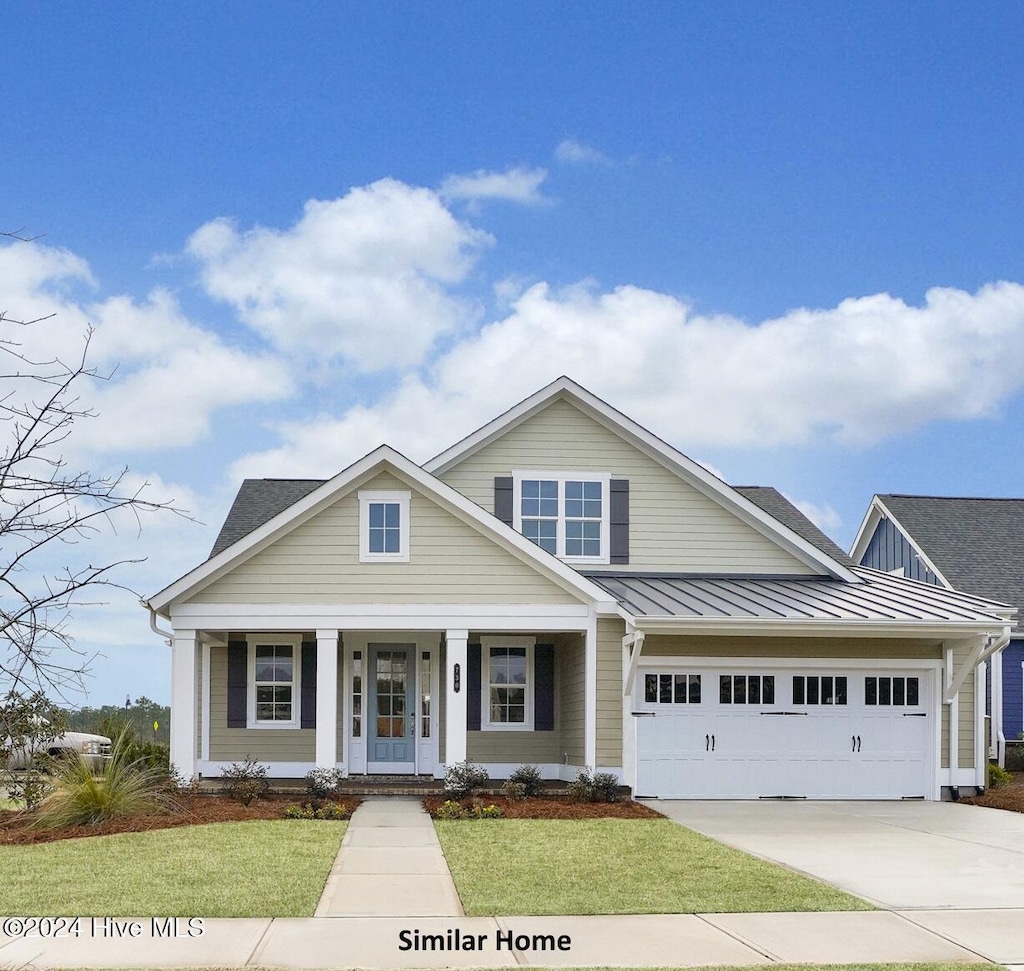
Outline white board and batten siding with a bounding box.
[438,398,816,576]
[193,471,584,606]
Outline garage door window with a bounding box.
[793,675,847,705]
[865,676,919,706]
[719,674,774,704]
[645,673,701,704]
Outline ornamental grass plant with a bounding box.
[31,728,174,829]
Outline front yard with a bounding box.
[0,820,345,917]
[435,819,872,915]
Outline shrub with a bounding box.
[31,728,172,828]
[508,763,543,797]
[305,767,344,799]
[285,801,351,820]
[1006,742,1024,772]
[221,756,269,805]
[567,768,595,802]
[988,761,1013,789]
[591,771,623,803]
[435,799,467,819]
[502,780,528,802]
[476,803,504,818]
[443,760,489,798]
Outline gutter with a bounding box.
[142,600,173,645]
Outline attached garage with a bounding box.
[634,661,936,799]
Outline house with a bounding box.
[852,495,1024,767]
[145,378,1013,800]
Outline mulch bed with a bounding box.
[961,771,1024,814]
[0,794,360,846]
[423,795,664,819]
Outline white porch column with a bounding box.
[445,629,469,766]
[170,629,198,779]
[315,629,339,769]
[585,610,598,769]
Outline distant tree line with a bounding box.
[63,696,170,745]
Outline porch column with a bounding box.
[170,628,198,779]
[315,629,339,769]
[445,629,469,766]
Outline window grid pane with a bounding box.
[564,479,602,557]
[489,647,528,723]
[368,501,401,554]
[254,645,294,722]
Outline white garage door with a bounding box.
[635,666,932,799]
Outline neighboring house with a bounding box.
[146,379,1013,800]
[852,495,1024,766]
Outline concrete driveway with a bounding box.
[652,799,1024,910]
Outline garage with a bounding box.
[634,663,935,799]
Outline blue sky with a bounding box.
[2,3,1023,707]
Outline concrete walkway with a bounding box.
[313,796,463,917]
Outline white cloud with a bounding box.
[230,279,1024,478]
[187,179,492,370]
[440,166,549,206]
[786,495,842,536]
[0,241,294,455]
[555,139,610,165]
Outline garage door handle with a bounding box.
[852,735,862,752]
[902,712,927,717]
[632,711,656,717]
[705,734,710,751]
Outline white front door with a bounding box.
[635,666,933,799]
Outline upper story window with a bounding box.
[513,472,610,564]
[359,490,410,562]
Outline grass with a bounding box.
[435,819,873,916]
[0,820,345,917]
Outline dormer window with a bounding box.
[359,490,410,562]
[513,472,610,564]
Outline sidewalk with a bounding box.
[314,797,463,917]
[1,796,1023,968]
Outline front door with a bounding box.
[369,645,415,772]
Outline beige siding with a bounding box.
[597,617,624,766]
[192,471,579,605]
[556,633,585,765]
[439,398,815,575]
[466,731,563,764]
[939,641,975,770]
[643,635,944,659]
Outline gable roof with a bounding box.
[147,445,615,615]
[210,479,322,557]
[425,376,861,583]
[733,486,854,567]
[853,494,1024,623]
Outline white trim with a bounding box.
[315,629,339,769]
[148,445,609,613]
[975,658,987,788]
[445,630,469,764]
[423,376,859,583]
[637,655,944,672]
[941,767,984,787]
[201,642,211,763]
[199,759,316,778]
[631,617,1010,637]
[480,635,536,731]
[246,633,302,730]
[512,470,611,565]
[849,497,954,587]
[585,608,598,769]
[358,490,410,563]
[170,630,198,779]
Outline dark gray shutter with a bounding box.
[467,644,481,731]
[300,640,317,729]
[534,644,555,731]
[494,476,514,525]
[610,478,630,564]
[227,640,247,728]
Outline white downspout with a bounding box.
[946,645,959,800]
[992,650,1006,768]
[143,600,173,645]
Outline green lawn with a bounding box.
[0,820,345,917]
[435,819,872,916]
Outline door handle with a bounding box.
[852,735,856,752]
[705,734,710,751]
[856,735,862,752]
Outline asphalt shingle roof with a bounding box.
[733,486,855,567]
[209,479,325,557]
[877,495,1024,621]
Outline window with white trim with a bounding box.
[481,635,534,730]
[513,472,609,563]
[359,490,410,562]
[247,636,301,728]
